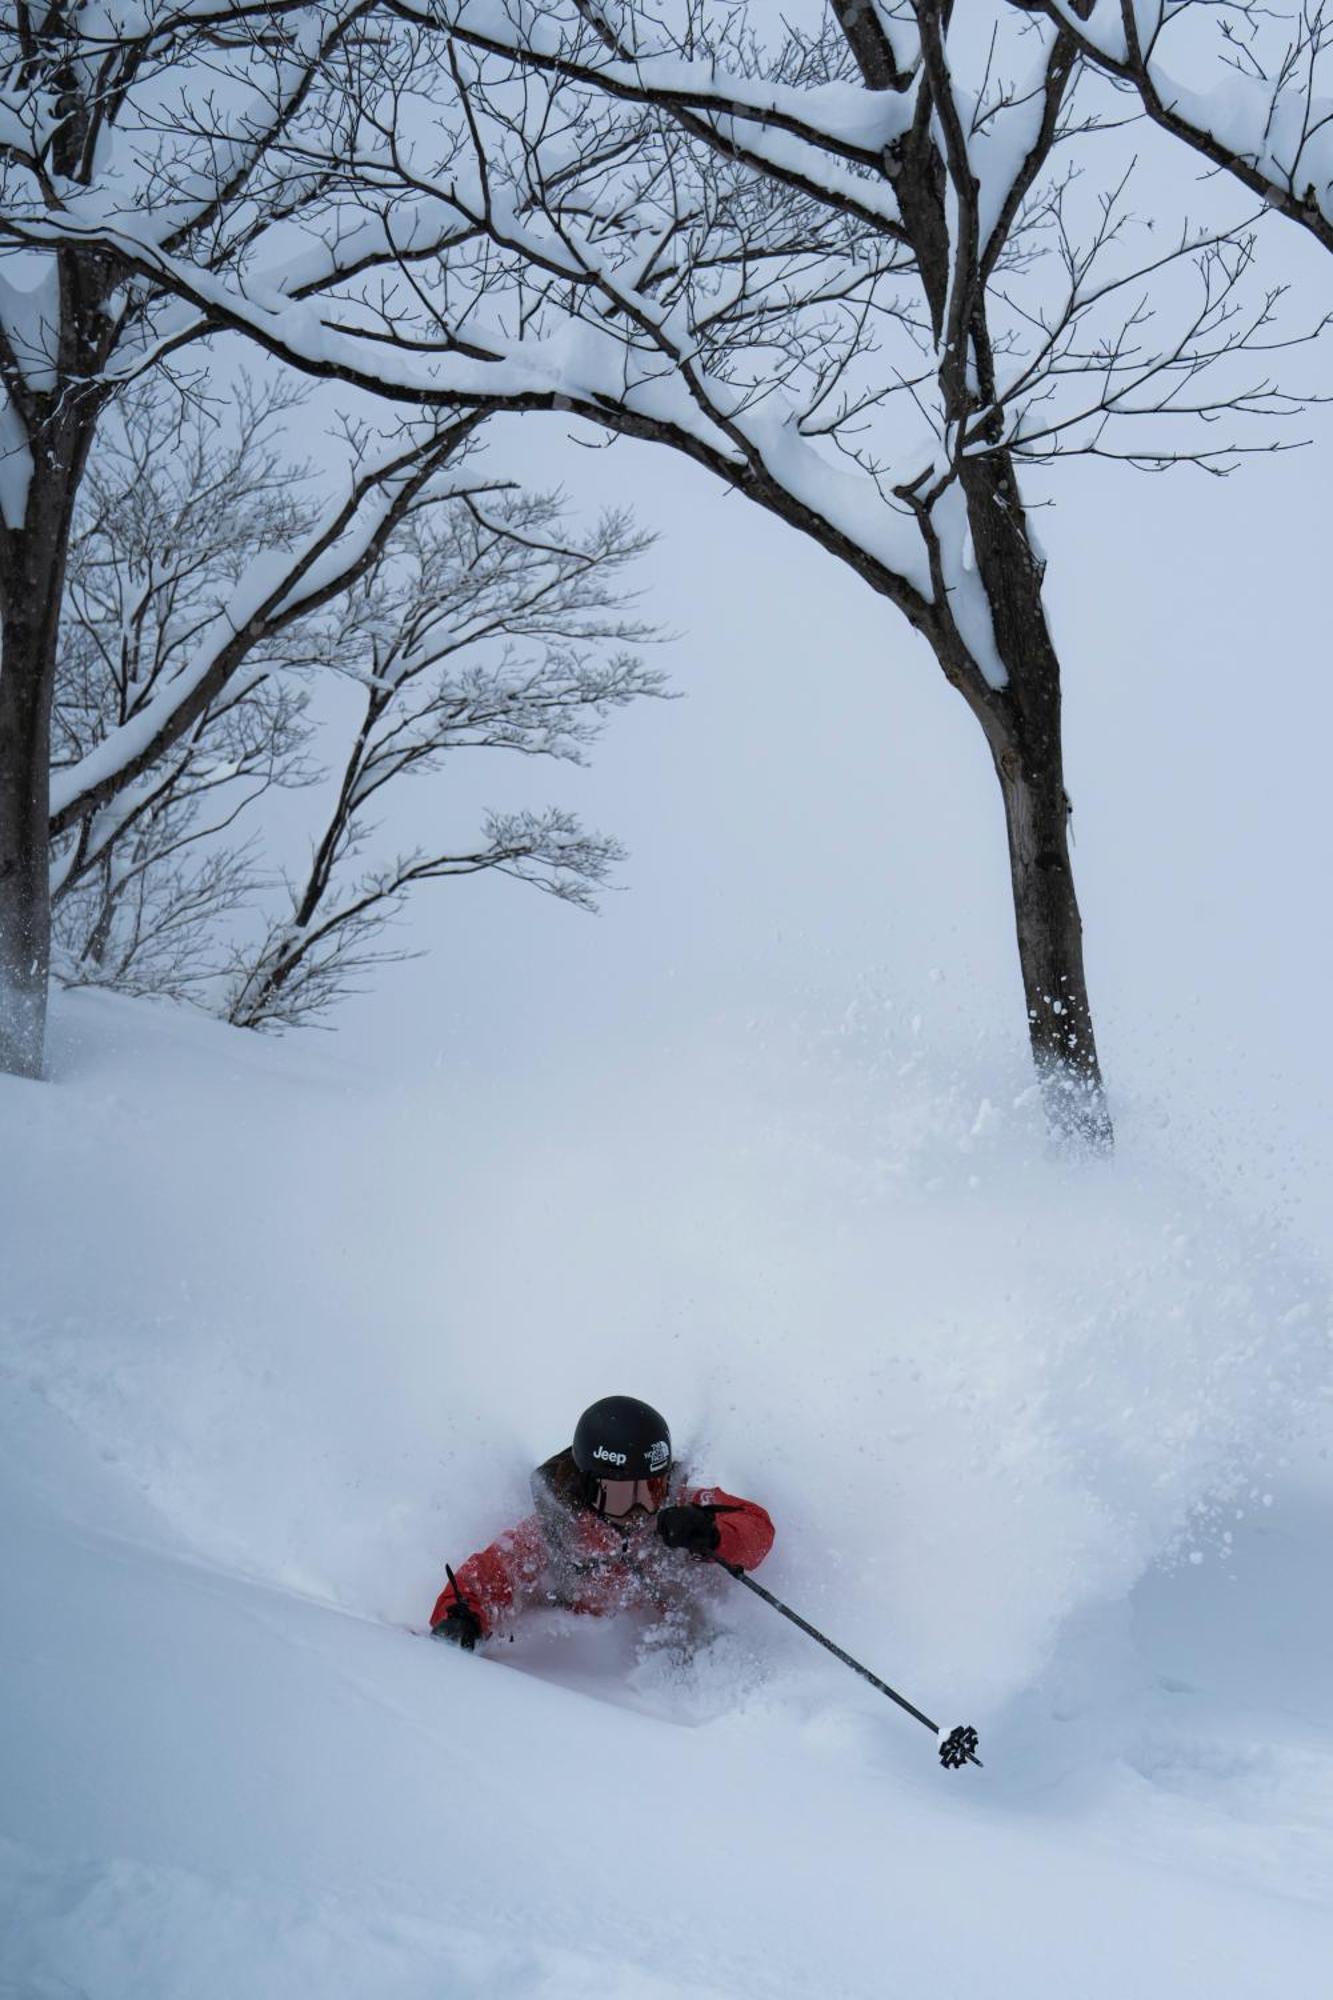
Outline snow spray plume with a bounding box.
[716,1559,982,1772]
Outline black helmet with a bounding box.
[572,1396,672,1482]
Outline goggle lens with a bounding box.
[594,1474,670,1518]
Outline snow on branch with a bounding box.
[354,0,1321,698]
[8,0,1308,673]
[1030,0,1333,255]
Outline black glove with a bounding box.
[656,1504,721,1556]
[432,1601,484,1649]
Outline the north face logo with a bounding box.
[647,1440,670,1472]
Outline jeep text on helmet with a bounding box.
[572,1396,673,1486]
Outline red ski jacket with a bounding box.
[430,1449,774,1639]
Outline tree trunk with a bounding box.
[954,453,1112,1151]
[0,597,54,1077]
[993,737,1110,1150]
[0,436,95,1078]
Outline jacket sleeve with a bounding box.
[430,1512,548,1638]
[686,1485,775,1572]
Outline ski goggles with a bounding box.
[591,1473,670,1518]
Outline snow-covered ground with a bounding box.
[2,991,1330,1997]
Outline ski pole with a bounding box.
[440,1564,478,1635]
[715,1559,982,1770]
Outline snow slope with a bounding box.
[2,992,1331,1997]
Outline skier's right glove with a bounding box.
[656,1504,722,1556]
[432,1601,484,1649]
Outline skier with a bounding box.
[429,1395,774,1648]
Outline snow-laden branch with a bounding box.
[1031,0,1333,255]
[412,0,918,163]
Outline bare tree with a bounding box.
[49,379,662,1023]
[370,0,1320,1147]
[0,0,491,1074]
[1024,2,1333,252]
[225,493,662,1029]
